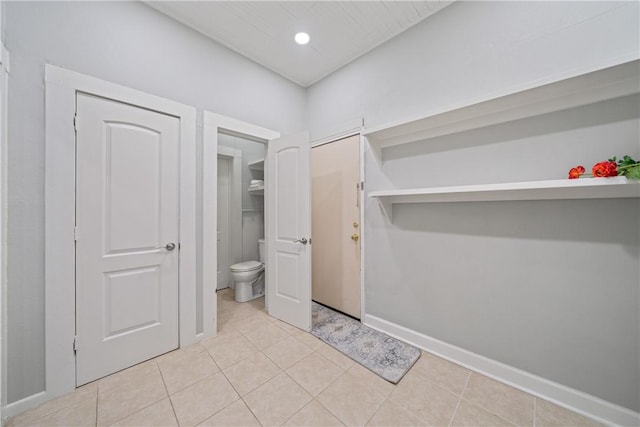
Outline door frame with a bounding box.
[216,146,242,289]
[202,112,279,334]
[42,65,197,409]
[310,130,366,320]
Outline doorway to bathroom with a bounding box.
[216,133,267,302]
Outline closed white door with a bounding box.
[75,93,179,386]
[217,156,231,289]
[266,132,311,331]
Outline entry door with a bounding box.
[75,93,180,386]
[266,132,311,331]
[311,135,361,318]
[217,156,231,289]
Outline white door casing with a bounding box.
[75,93,179,385]
[40,65,197,418]
[202,112,279,334]
[266,131,312,331]
[217,156,231,289]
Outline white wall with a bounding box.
[308,0,640,414]
[3,1,306,405]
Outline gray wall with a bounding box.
[4,1,306,404]
[308,1,640,412]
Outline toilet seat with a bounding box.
[230,260,263,272]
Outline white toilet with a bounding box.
[230,238,265,302]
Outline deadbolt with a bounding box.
[351,234,359,242]
[353,222,359,228]
[165,243,176,251]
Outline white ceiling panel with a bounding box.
[145,1,452,87]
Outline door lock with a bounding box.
[353,222,359,228]
[351,234,359,242]
[165,243,176,251]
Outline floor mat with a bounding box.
[311,302,421,383]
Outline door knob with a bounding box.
[351,234,359,242]
[294,238,308,245]
[165,243,176,251]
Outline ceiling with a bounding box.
[146,1,453,87]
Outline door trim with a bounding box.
[42,65,197,407]
[217,146,242,288]
[202,112,279,334]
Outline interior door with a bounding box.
[311,135,361,318]
[217,156,231,289]
[75,93,179,385]
[266,131,312,331]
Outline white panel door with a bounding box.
[217,156,231,289]
[266,132,311,331]
[76,93,180,385]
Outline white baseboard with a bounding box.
[2,390,50,422]
[362,314,640,427]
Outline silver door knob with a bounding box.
[165,243,176,251]
[294,238,308,245]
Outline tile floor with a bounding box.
[6,289,603,427]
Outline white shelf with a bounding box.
[248,159,264,171]
[369,177,640,219]
[248,186,264,195]
[363,58,639,149]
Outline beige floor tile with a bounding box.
[367,400,427,426]
[315,343,356,370]
[243,322,289,350]
[228,313,271,335]
[26,396,97,427]
[270,317,304,335]
[292,330,325,350]
[223,351,282,396]
[97,368,167,426]
[410,352,470,395]
[243,372,312,426]
[387,370,459,426]
[347,364,395,398]
[158,349,220,394]
[170,372,239,426]
[284,400,344,426]
[264,336,313,369]
[197,400,260,427]
[463,373,534,426]
[316,368,388,426]
[111,398,177,427]
[287,352,345,396]
[7,382,98,427]
[450,399,514,426]
[98,360,159,396]
[205,334,257,370]
[535,399,603,427]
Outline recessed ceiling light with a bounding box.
[294,32,310,45]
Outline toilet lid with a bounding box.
[230,261,263,272]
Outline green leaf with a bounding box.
[622,165,640,179]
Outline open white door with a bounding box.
[266,131,312,331]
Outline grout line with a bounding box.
[448,371,472,427]
[156,360,180,426]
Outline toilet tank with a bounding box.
[258,239,265,263]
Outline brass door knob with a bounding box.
[351,234,359,242]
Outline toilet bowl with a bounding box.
[230,239,265,302]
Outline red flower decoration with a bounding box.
[592,161,618,177]
[568,165,585,179]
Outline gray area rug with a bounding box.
[311,302,421,383]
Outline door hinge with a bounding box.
[73,114,78,133]
[73,335,78,353]
[74,226,78,241]
[360,181,364,190]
